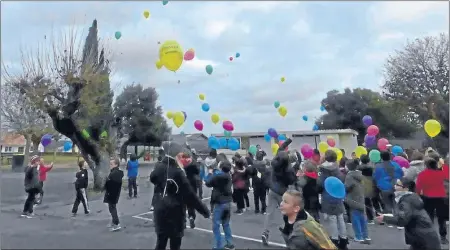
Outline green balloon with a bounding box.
[224,131,232,137]
[100,130,108,138]
[248,145,257,155]
[274,101,280,109]
[205,65,213,75]
[115,31,122,40]
[81,129,90,139]
[369,149,381,163]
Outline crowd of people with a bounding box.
[21,138,449,250]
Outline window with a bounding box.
[18,147,24,153]
[8,147,12,152]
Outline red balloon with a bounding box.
[229,57,233,61]
[377,138,389,151]
[278,141,289,151]
[367,125,379,136]
[327,138,336,147]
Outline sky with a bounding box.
[1,1,448,135]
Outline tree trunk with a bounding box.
[91,151,111,190]
[23,134,32,166]
[32,141,40,153]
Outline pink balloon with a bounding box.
[367,125,379,136]
[377,138,389,151]
[301,144,313,159]
[194,120,203,131]
[327,138,336,147]
[393,156,409,169]
[184,50,195,61]
[222,121,234,131]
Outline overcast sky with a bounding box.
[1,1,448,135]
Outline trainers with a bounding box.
[234,209,243,215]
[261,231,269,246]
[109,224,121,232]
[397,226,404,230]
[387,225,393,228]
[224,243,235,250]
[441,236,449,245]
[354,238,364,243]
[71,213,77,217]
[189,217,195,229]
[150,206,154,211]
[85,210,90,215]
[254,210,260,214]
[20,213,32,219]
[367,220,375,224]
[363,238,371,245]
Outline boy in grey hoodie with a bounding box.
[345,159,370,244]
[22,155,42,218]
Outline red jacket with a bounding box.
[38,164,53,182]
[416,168,448,198]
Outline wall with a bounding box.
[338,134,358,158]
[1,146,22,153]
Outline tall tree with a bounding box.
[382,33,449,154]
[316,88,416,144]
[3,20,115,189]
[114,84,171,159]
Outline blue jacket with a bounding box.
[374,161,403,191]
[127,160,139,178]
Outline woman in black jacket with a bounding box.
[232,158,248,214]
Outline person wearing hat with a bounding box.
[22,155,42,218]
[150,141,210,250]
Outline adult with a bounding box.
[404,151,425,183]
[21,155,41,218]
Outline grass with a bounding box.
[1,154,80,170]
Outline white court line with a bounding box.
[131,214,286,248]
[136,197,211,217]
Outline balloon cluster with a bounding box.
[314,137,343,161]
[273,101,287,117]
[166,111,187,128]
[208,136,240,151]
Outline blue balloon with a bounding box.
[264,133,271,142]
[278,134,286,141]
[63,141,73,152]
[208,136,220,149]
[312,124,319,131]
[391,145,404,156]
[228,137,240,151]
[302,115,308,121]
[201,103,210,112]
[219,137,228,149]
[320,105,325,111]
[324,176,346,199]
[235,52,240,58]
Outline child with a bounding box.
[376,178,441,250]
[127,154,139,198]
[36,158,54,204]
[104,158,124,232]
[345,159,370,244]
[72,160,89,216]
[248,151,268,214]
[279,189,337,250]
[358,154,376,223]
[22,155,41,218]
[232,158,247,214]
[295,161,320,222]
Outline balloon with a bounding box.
[114,31,122,40]
[271,143,280,155]
[229,57,233,61]
[278,140,288,151]
[324,176,346,199]
[205,65,213,75]
[377,138,389,151]
[228,138,240,151]
[274,101,280,109]
[327,137,336,147]
[162,0,169,5]
[194,120,203,131]
[41,134,52,147]
[63,141,73,152]
[222,120,234,131]
[391,145,404,156]
[312,124,319,131]
[166,111,174,119]
[143,10,150,19]
[367,125,379,136]
[320,105,325,111]
[159,40,183,72]
[211,113,220,124]
[224,131,232,137]
[199,93,205,101]
[362,115,373,127]
[184,49,195,61]
[201,103,210,112]
[393,156,409,169]
[219,137,228,149]
[318,141,328,153]
[302,115,308,121]
[364,134,376,147]
[354,146,367,158]
[182,111,187,121]
[301,144,314,159]
[81,129,90,139]
[331,148,343,161]
[248,145,257,155]
[180,131,185,135]
[268,128,278,138]
[155,60,163,69]
[280,77,285,82]
[424,119,441,137]
[278,134,287,141]
[235,52,240,58]
[369,150,381,163]
[173,111,185,128]
[100,130,108,138]
[264,133,271,142]
[278,106,287,117]
[208,136,219,149]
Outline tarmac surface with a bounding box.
[1,167,447,249]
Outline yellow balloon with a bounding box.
[280,77,285,82]
[278,106,287,117]
[155,60,163,69]
[331,147,343,161]
[424,119,441,138]
[166,111,174,119]
[271,143,280,155]
[354,146,367,158]
[173,111,185,128]
[159,40,183,72]
[318,141,328,153]
[199,93,205,101]
[211,113,220,124]
[143,10,150,19]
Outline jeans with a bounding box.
[108,203,120,225]
[212,203,233,249]
[323,213,347,240]
[351,210,369,240]
[128,177,137,197]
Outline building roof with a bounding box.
[211,129,358,137]
[0,133,26,146]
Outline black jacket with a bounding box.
[150,157,209,236]
[247,160,269,189]
[75,169,89,189]
[269,147,297,195]
[103,167,124,204]
[205,172,233,205]
[296,174,321,211]
[24,166,41,192]
[184,162,200,189]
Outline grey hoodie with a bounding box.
[404,160,425,182]
[317,162,345,215]
[344,170,365,211]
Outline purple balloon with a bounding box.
[268,128,278,138]
[364,134,376,147]
[362,115,372,127]
[41,134,53,147]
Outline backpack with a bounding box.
[302,218,338,250]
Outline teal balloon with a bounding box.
[224,131,232,137]
[180,131,185,135]
[63,141,73,152]
[248,145,257,155]
[369,150,381,163]
[228,138,240,151]
[274,101,280,109]
[264,133,271,142]
[205,65,213,75]
[114,31,122,40]
[235,52,240,58]
[162,0,169,5]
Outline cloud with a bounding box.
[376,32,405,43]
[292,19,310,35]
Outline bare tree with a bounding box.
[3,20,116,190]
